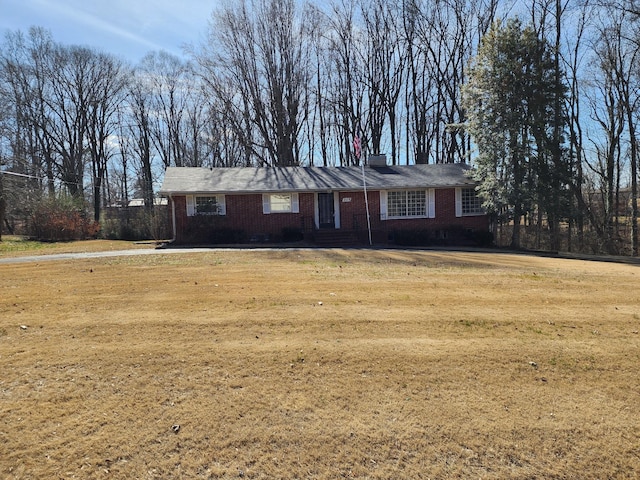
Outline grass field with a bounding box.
[0,236,154,258]
[1,242,639,478]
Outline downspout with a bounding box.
[169,194,177,243]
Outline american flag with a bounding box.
[353,135,361,159]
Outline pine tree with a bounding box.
[463,19,570,249]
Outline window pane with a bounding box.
[406,191,426,216]
[387,190,426,217]
[387,191,406,217]
[196,196,219,215]
[270,194,292,212]
[462,188,483,214]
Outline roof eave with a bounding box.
[160,183,477,196]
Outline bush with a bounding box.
[468,229,494,247]
[391,227,494,247]
[182,215,245,244]
[101,218,141,241]
[282,227,304,242]
[100,207,170,241]
[30,195,100,242]
[391,229,433,246]
[208,227,245,244]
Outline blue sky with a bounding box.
[0,0,217,63]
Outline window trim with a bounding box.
[186,194,226,217]
[456,187,484,217]
[380,189,435,220]
[262,193,300,214]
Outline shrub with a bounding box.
[182,215,245,244]
[208,227,245,244]
[391,228,494,247]
[30,195,100,241]
[100,208,170,241]
[468,229,494,247]
[282,227,304,242]
[391,229,433,246]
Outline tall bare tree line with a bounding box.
[0,0,639,253]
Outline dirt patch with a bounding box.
[1,249,639,478]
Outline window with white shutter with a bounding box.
[381,190,433,219]
[262,193,299,214]
[187,195,226,216]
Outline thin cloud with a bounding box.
[1,0,217,61]
[32,0,165,51]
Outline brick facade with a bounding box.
[169,188,490,246]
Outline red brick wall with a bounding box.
[223,193,315,238]
[171,193,315,243]
[170,188,489,244]
[338,189,489,233]
[172,196,187,242]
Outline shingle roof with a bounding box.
[159,163,476,195]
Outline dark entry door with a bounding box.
[318,193,335,229]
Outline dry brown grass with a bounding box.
[1,247,639,479]
[0,236,154,258]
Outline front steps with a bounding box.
[312,230,360,246]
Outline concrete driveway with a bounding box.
[0,247,222,264]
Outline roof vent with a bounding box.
[368,154,387,167]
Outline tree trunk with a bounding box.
[627,114,638,255]
[511,210,522,249]
[550,0,563,252]
[93,180,102,223]
[631,143,638,256]
[0,174,5,242]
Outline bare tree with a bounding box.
[123,68,155,208]
[139,51,192,168]
[361,0,407,164]
[576,3,640,255]
[403,0,498,164]
[598,10,640,255]
[0,28,57,195]
[565,1,594,251]
[305,4,330,166]
[197,0,313,167]
[321,0,368,165]
[586,39,626,253]
[525,0,574,251]
[85,52,128,221]
[44,45,95,198]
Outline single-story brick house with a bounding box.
[158,162,491,246]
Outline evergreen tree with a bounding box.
[463,19,570,249]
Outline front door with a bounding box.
[318,193,335,229]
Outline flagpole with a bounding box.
[361,160,372,246]
[353,134,372,246]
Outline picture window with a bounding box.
[387,190,427,218]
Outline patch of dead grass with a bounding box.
[0,236,155,258]
[1,249,639,478]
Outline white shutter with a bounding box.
[291,193,299,213]
[262,194,271,214]
[428,189,436,218]
[380,191,388,220]
[186,195,195,216]
[218,195,226,215]
[455,188,463,217]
